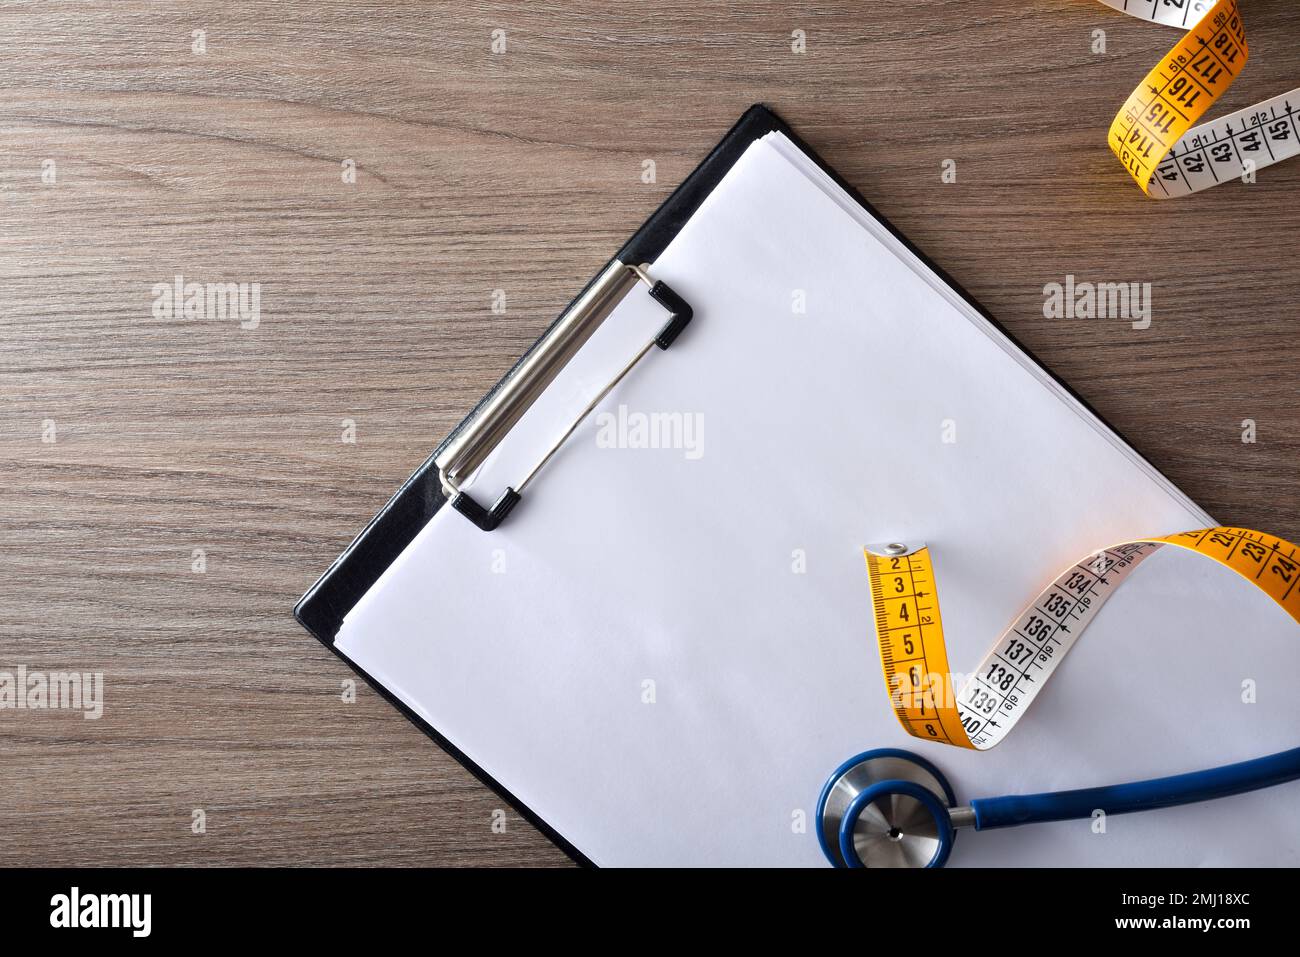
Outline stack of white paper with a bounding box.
[336,133,1300,866]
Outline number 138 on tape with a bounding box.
[865,528,1300,750]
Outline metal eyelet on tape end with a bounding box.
[865,542,926,558]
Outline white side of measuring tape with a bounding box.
[956,542,1159,749]
[1147,89,1300,197]
[1101,0,1232,29]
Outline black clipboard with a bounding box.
[294,103,1171,867]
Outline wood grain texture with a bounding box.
[1,0,1297,867]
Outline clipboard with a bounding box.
[296,105,847,864]
[294,105,1299,867]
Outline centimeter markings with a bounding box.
[1164,527,1300,608]
[1150,93,1300,197]
[1107,0,1213,30]
[866,554,911,729]
[866,528,1300,751]
[867,551,965,747]
[957,543,1157,749]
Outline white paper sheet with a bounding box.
[336,133,1300,867]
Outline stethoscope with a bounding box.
[816,746,1300,867]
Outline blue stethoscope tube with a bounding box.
[818,746,1300,867]
[971,745,1300,829]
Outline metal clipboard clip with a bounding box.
[435,260,693,531]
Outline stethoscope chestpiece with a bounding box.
[816,748,958,868]
[819,744,1300,866]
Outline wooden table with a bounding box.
[2,0,1297,866]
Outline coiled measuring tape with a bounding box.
[1100,0,1299,196]
[865,528,1300,750]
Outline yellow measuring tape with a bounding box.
[859,6,1299,749]
[865,528,1300,750]
[1101,0,1299,196]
